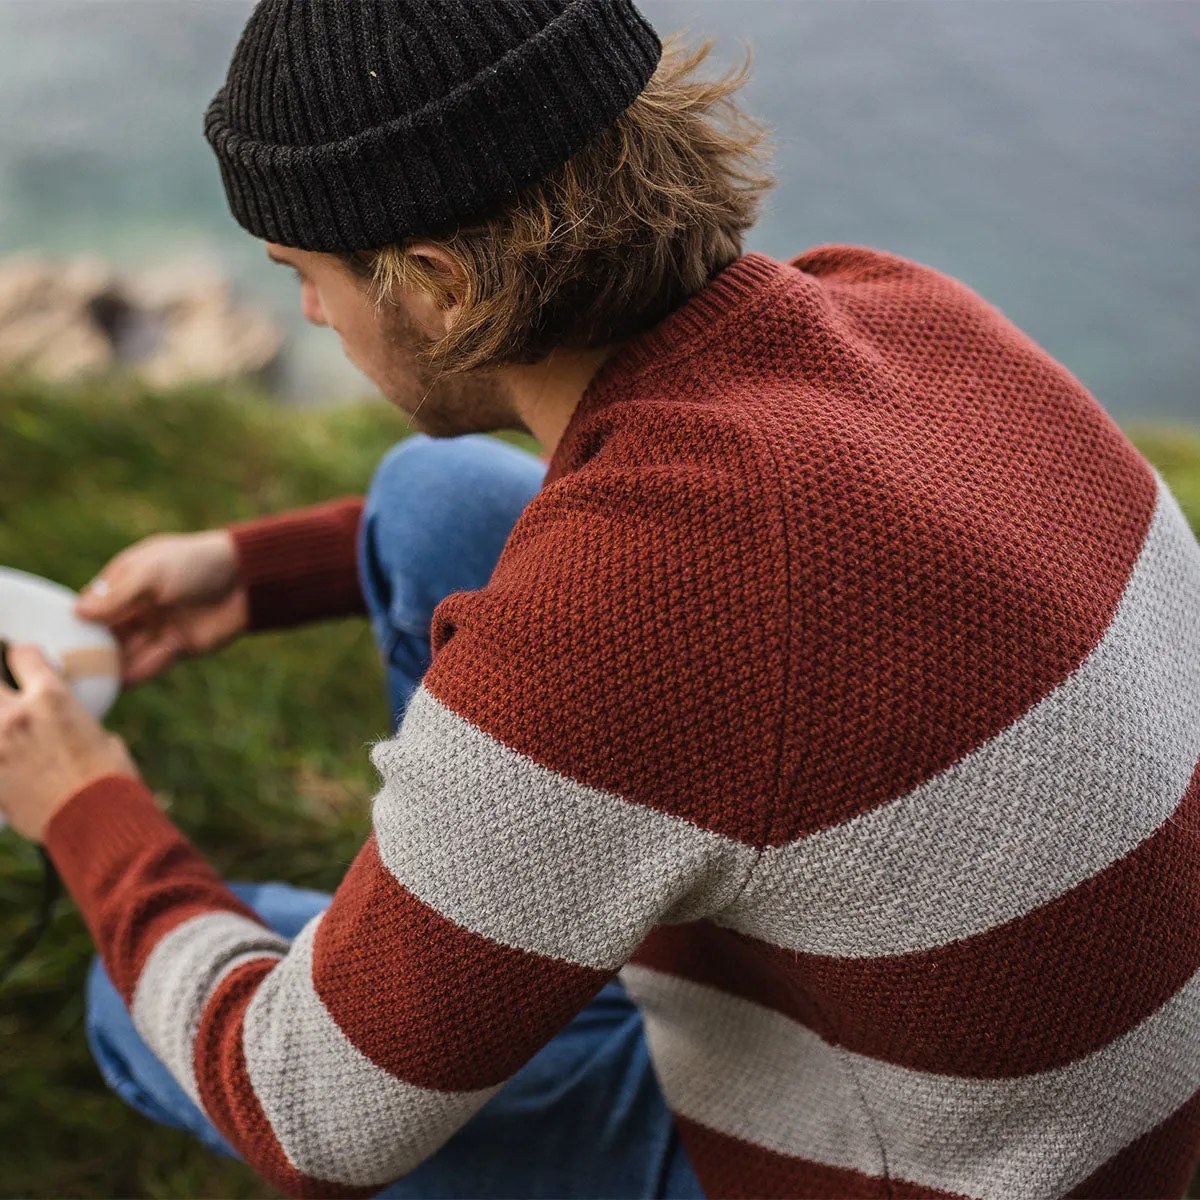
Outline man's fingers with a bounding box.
[123,635,181,684]
[4,643,65,690]
[120,631,161,681]
[125,622,186,671]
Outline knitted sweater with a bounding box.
[44,248,1200,1199]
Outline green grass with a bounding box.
[0,377,417,1198]
[0,377,1198,1198]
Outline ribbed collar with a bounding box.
[544,251,793,486]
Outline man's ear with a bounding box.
[406,242,466,306]
[399,242,467,342]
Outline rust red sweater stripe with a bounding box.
[311,836,610,1091]
[43,773,265,1003]
[425,277,1158,846]
[672,1117,971,1200]
[632,751,1200,1078]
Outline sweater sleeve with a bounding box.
[41,486,754,1196]
[42,728,742,1194]
[42,431,774,1195]
[224,496,367,632]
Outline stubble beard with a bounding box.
[379,302,522,439]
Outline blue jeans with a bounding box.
[85,434,704,1199]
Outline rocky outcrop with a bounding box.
[0,255,284,389]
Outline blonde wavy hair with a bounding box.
[341,33,778,374]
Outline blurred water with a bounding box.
[0,0,1196,420]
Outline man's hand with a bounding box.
[0,643,141,841]
[74,529,249,687]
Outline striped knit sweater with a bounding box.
[45,247,1200,1199]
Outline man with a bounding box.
[2,1,1199,1196]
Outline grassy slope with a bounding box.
[0,378,413,1198]
[0,379,1197,1199]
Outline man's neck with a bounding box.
[500,342,624,458]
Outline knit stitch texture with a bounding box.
[48,246,1200,1198]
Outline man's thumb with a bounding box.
[8,642,65,685]
[75,576,112,613]
[78,574,149,620]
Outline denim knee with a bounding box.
[363,433,543,543]
[359,433,546,728]
[364,432,500,514]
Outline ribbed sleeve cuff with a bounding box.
[225,496,368,632]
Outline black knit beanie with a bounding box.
[204,0,663,253]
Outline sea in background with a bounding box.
[0,0,1196,421]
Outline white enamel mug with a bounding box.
[0,566,122,830]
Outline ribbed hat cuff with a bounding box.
[205,0,662,252]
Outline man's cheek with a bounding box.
[347,341,404,400]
